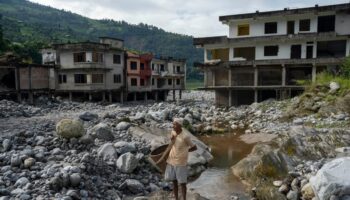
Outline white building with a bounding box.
[194,3,350,106]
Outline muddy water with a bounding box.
[188,132,255,200]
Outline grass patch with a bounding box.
[306,72,350,96]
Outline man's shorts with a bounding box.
[164,164,188,184]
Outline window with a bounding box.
[131,78,137,86]
[299,19,310,31]
[152,78,155,85]
[176,79,180,85]
[152,63,155,70]
[160,64,165,71]
[74,74,87,84]
[130,61,137,70]
[114,74,121,83]
[237,24,250,36]
[140,79,145,86]
[265,22,277,34]
[92,74,103,83]
[264,46,279,56]
[73,52,86,62]
[92,52,103,63]
[176,66,181,73]
[58,74,67,84]
[318,15,335,33]
[113,54,121,64]
[168,79,172,85]
[140,63,145,70]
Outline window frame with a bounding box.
[113,54,121,64]
[237,24,250,36]
[74,74,87,84]
[130,61,137,70]
[58,74,67,84]
[73,52,86,63]
[113,74,121,83]
[130,78,137,86]
[168,79,172,85]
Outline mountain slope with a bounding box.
[0,0,203,79]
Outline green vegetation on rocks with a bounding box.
[56,119,85,139]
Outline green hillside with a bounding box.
[0,0,203,80]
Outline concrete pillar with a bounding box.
[228,68,232,86]
[89,93,92,101]
[254,67,258,87]
[144,92,148,101]
[346,39,350,57]
[109,92,112,103]
[204,49,208,63]
[120,91,124,103]
[254,90,258,103]
[312,64,317,83]
[69,92,72,101]
[155,91,159,101]
[282,65,286,86]
[28,92,34,104]
[17,93,22,102]
[204,70,208,87]
[212,71,216,86]
[179,90,182,100]
[173,90,176,101]
[102,92,106,102]
[133,92,137,102]
[228,90,232,107]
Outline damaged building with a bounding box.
[194,3,350,106]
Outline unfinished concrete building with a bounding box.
[194,3,350,106]
[42,37,125,102]
[0,54,52,103]
[151,56,186,101]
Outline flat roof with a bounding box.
[219,3,350,22]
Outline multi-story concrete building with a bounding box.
[42,37,125,102]
[194,3,350,106]
[126,52,153,101]
[150,56,186,101]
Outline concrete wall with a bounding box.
[215,90,229,106]
[214,69,229,86]
[336,13,350,35]
[19,67,49,90]
[104,51,124,90]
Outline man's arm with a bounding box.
[185,136,197,152]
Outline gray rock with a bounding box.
[11,154,21,167]
[329,82,340,92]
[116,152,138,173]
[273,180,283,187]
[119,179,144,194]
[79,112,98,121]
[293,118,304,125]
[23,158,35,168]
[310,157,350,200]
[56,119,85,139]
[69,173,81,187]
[67,190,80,199]
[79,134,94,144]
[301,183,315,200]
[114,141,136,154]
[286,190,299,200]
[116,122,131,131]
[97,143,118,160]
[2,139,11,151]
[278,184,289,194]
[90,123,114,141]
[15,177,29,187]
[49,176,63,191]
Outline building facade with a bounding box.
[194,3,350,106]
[42,37,125,102]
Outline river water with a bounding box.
[188,132,255,200]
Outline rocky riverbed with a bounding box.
[0,89,350,200]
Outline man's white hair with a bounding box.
[173,118,183,126]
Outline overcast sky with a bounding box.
[30,0,348,37]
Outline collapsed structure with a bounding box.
[0,37,186,103]
[194,3,350,106]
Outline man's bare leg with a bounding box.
[173,180,179,200]
[180,183,187,200]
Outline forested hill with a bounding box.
[0,0,203,79]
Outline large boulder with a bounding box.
[79,111,98,121]
[90,123,114,141]
[97,143,118,160]
[310,157,350,200]
[56,119,85,139]
[116,152,139,173]
[119,179,144,194]
[114,141,136,154]
[116,121,131,131]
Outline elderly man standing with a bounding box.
[163,118,197,200]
